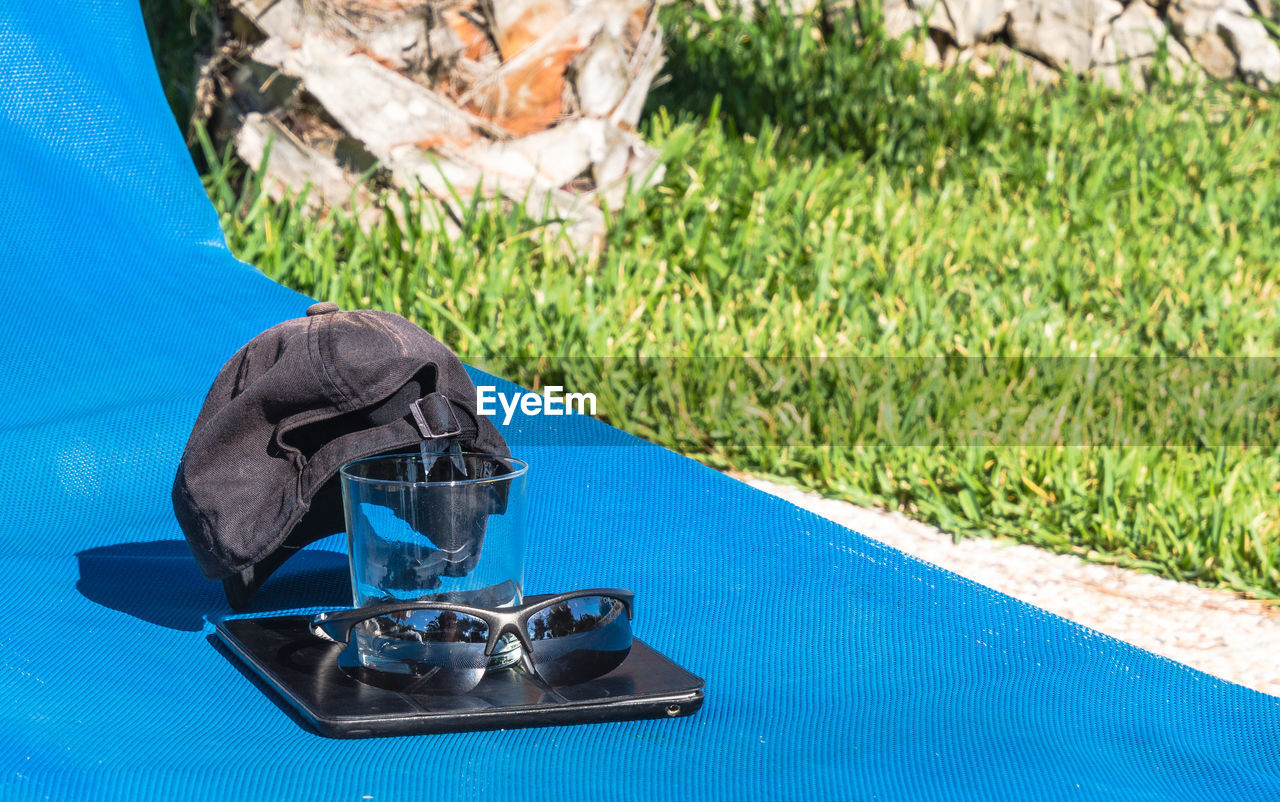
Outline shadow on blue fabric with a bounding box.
[76,541,350,630]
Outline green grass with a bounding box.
[153,6,1280,597]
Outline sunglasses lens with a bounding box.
[353,608,490,694]
[525,595,632,685]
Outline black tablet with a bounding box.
[214,610,705,738]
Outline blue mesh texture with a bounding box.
[1,2,1279,800]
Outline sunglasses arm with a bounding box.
[309,610,356,643]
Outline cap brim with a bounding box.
[221,543,299,610]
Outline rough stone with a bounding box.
[914,0,1016,47]
[1008,0,1123,72]
[901,30,946,65]
[1166,0,1250,78]
[732,0,1280,92]
[1092,0,1194,88]
[961,41,1062,82]
[883,0,923,38]
[1214,3,1280,86]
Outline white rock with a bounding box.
[901,31,945,66]
[1166,0,1280,85]
[918,0,1017,47]
[1250,0,1275,19]
[962,41,1062,82]
[883,0,923,38]
[1165,0,1248,78]
[1213,4,1280,86]
[1092,1,1194,88]
[1009,0,1122,71]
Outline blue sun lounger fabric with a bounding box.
[2,2,1280,800]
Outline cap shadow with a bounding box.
[76,540,351,631]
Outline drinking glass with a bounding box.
[340,452,528,678]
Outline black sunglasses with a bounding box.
[310,589,634,694]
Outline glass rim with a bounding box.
[339,451,528,488]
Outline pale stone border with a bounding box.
[735,473,1280,698]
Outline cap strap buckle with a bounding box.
[410,392,462,439]
[411,393,468,477]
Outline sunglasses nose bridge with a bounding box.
[485,619,530,656]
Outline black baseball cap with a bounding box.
[172,302,508,608]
